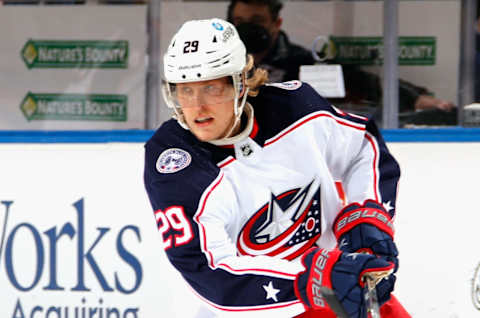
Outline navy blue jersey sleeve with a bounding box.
[363,118,401,218]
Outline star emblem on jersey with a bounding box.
[383,201,394,212]
[263,281,280,302]
[237,179,322,260]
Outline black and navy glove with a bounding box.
[333,200,398,267]
[333,200,399,305]
[294,247,395,318]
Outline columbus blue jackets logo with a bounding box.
[237,179,322,260]
[156,148,191,174]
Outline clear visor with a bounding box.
[166,80,236,108]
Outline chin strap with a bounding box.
[219,84,250,139]
[217,71,250,139]
[208,102,254,146]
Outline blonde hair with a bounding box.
[243,54,268,97]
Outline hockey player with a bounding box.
[144,18,409,317]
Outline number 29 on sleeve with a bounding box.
[155,206,194,250]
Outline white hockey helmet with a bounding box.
[162,18,249,130]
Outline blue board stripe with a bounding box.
[0,130,154,143]
[0,128,479,143]
[382,127,480,142]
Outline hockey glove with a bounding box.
[294,247,394,318]
[333,200,398,269]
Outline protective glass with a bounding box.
[167,81,236,108]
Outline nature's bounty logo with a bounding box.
[22,42,38,66]
[20,93,127,122]
[21,39,128,69]
[328,36,436,65]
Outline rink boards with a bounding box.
[0,129,479,317]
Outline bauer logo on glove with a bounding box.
[294,247,395,318]
[333,200,398,267]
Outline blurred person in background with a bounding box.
[227,0,315,83]
[228,0,456,126]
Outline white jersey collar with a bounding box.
[208,102,254,146]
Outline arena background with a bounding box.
[0,1,479,317]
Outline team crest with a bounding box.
[237,179,322,260]
[267,80,302,90]
[156,148,191,174]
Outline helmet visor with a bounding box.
[167,80,236,108]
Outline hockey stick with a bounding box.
[364,269,395,317]
[319,270,392,318]
[319,286,349,318]
[364,275,381,318]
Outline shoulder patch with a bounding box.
[266,80,302,90]
[156,148,192,174]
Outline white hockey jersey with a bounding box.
[144,81,400,317]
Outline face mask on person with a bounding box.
[235,22,272,54]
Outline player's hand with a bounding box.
[333,200,398,269]
[333,200,398,306]
[294,248,394,318]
